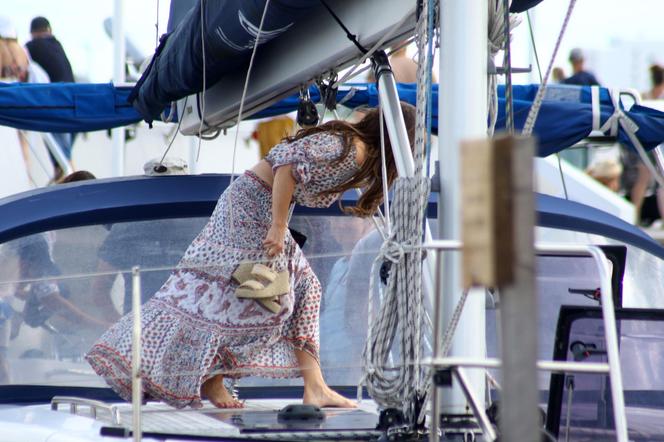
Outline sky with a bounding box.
[5,0,170,82]
[3,0,664,90]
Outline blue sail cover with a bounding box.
[1,81,663,158]
[0,82,142,133]
[130,0,318,123]
[252,83,664,157]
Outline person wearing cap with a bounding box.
[563,48,600,86]
[25,17,74,83]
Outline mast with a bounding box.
[438,0,488,414]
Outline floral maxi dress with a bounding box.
[86,132,359,408]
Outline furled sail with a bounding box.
[129,0,319,123]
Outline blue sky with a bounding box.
[4,0,664,90]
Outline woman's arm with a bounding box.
[263,164,296,257]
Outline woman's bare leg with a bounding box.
[631,163,651,224]
[296,349,356,408]
[200,374,243,408]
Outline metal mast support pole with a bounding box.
[439,0,488,414]
[189,136,199,174]
[373,51,437,316]
[42,133,74,176]
[111,0,126,177]
[131,266,143,442]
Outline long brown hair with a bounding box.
[286,102,416,217]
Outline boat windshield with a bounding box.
[1,215,663,412]
[0,215,379,390]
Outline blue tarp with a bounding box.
[1,81,664,159]
[0,82,142,133]
[252,83,664,157]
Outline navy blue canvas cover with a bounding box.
[510,0,546,13]
[129,0,317,123]
[0,82,143,133]
[254,83,664,157]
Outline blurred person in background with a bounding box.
[646,64,664,100]
[26,17,74,83]
[552,66,566,83]
[0,16,47,183]
[563,48,600,86]
[26,16,76,180]
[586,159,622,192]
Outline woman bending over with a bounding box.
[86,103,416,409]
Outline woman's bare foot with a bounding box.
[200,375,243,408]
[303,384,357,408]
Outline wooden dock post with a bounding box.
[462,134,539,441]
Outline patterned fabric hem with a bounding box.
[86,344,201,409]
[209,336,319,380]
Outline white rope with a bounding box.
[487,0,521,136]
[360,177,429,413]
[522,0,577,137]
[487,0,520,137]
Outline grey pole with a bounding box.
[131,266,142,442]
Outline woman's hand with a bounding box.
[263,223,287,257]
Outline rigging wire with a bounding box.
[526,10,542,83]
[229,0,272,186]
[226,0,272,243]
[331,7,417,89]
[318,0,367,54]
[157,96,188,170]
[526,7,569,199]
